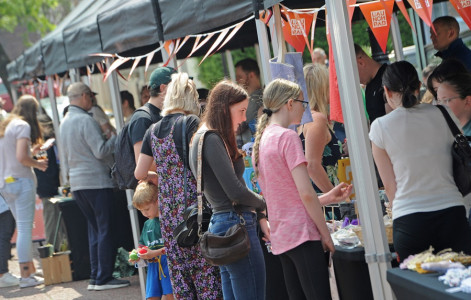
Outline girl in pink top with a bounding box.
[253,79,352,299]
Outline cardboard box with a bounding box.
[41,252,72,285]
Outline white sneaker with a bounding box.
[19,275,44,288]
[0,273,19,288]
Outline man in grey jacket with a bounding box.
[61,82,129,291]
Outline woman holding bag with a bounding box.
[135,72,222,299]
[369,61,471,262]
[253,79,352,299]
[189,80,267,300]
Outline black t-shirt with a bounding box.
[141,113,200,163]
[128,103,162,145]
[365,64,387,124]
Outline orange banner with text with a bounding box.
[281,11,314,53]
[406,0,434,29]
[449,0,471,31]
[359,0,395,54]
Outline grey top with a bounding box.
[60,105,116,191]
[189,129,265,213]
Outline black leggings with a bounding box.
[393,205,471,262]
[278,241,331,300]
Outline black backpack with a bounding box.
[111,106,158,190]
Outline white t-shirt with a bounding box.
[0,118,35,189]
[369,103,464,220]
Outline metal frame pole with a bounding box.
[225,50,236,81]
[105,60,146,300]
[46,76,68,186]
[255,17,272,85]
[160,41,177,69]
[11,83,18,104]
[390,12,404,62]
[326,1,394,299]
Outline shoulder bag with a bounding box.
[173,117,212,247]
[196,131,251,266]
[437,105,471,196]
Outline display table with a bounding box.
[387,268,470,300]
[332,246,374,300]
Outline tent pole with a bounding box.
[326,1,394,300]
[255,17,272,85]
[11,83,18,104]
[390,12,404,61]
[105,60,146,300]
[225,50,236,81]
[46,76,68,186]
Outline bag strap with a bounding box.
[181,116,188,208]
[437,105,462,137]
[197,130,209,236]
[436,105,468,145]
[138,104,159,123]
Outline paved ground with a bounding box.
[1,243,142,300]
[1,242,340,300]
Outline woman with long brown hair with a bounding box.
[189,80,268,299]
[0,95,48,288]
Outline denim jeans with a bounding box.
[0,178,36,263]
[73,188,116,285]
[209,211,265,300]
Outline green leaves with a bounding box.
[0,0,58,43]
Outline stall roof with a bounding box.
[63,0,125,69]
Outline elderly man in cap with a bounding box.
[432,16,471,71]
[61,82,130,291]
[128,66,176,164]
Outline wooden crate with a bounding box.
[41,252,72,285]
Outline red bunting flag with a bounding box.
[449,0,471,31]
[395,0,415,32]
[348,0,357,25]
[280,10,314,53]
[406,0,434,30]
[326,20,343,123]
[359,0,395,54]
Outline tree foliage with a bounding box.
[0,0,59,45]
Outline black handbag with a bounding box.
[173,117,212,247]
[437,105,471,196]
[194,130,251,266]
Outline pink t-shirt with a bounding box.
[256,124,321,255]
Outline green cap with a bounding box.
[148,67,177,91]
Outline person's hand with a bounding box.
[321,233,335,254]
[138,248,164,260]
[35,159,49,172]
[31,144,42,156]
[259,219,271,242]
[138,172,158,186]
[327,182,353,204]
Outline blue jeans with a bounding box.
[0,178,36,263]
[73,189,116,285]
[209,211,265,300]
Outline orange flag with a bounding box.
[348,0,357,26]
[326,21,343,123]
[281,10,314,53]
[406,0,434,30]
[359,0,395,54]
[449,0,471,31]
[395,0,415,32]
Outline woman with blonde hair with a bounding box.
[253,78,352,299]
[301,63,342,194]
[0,95,48,288]
[135,72,222,299]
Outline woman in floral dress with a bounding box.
[135,72,222,299]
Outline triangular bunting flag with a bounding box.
[449,0,471,31]
[359,0,395,54]
[395,0,415,33]
[281,10,314,53]
[406,0,434,31]
[348,0,357,26]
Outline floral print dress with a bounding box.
[150,116,222,299]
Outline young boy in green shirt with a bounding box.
[130,182,173,300]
